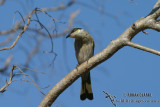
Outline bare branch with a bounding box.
[0,34,15,46]
[0,65,49,94]
[0,55,13,73]
[0,65,16,93]
[142,30,149,34]
[39,1,160,106]
[20,9,80,39]
[147,19,160,32]
[0,8,37,51]
[148,0,160,19]
[126,41,160,56]
[0,1,75,36]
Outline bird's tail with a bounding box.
[80,71,93,100]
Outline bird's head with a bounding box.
[66,28,89,39]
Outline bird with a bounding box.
[66,28,94,100]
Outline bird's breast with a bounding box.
[75,40,94,64]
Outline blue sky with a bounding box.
[0,0,160,107]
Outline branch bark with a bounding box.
[39,1,160,107]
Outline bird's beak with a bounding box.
[66,34,70,38]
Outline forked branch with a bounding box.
[0,65,49,94]
[0,8,37,51]
[39,1,160,107]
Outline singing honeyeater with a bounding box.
[66,28,94,100]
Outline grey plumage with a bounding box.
[66,28,94,100]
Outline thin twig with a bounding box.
[0,8,37,51]
[103,91,116,107]
[0,55,13,73]
[0,0,75,35]
[0,65,49,94]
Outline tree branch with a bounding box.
[0,0,75,35]
[39,1,160,107]
[0,65,16,93]
[0,8,36,51]
[0,55,13,73]
[126,41,160,55]
[148,0,160,19]
[0,65,49,94]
